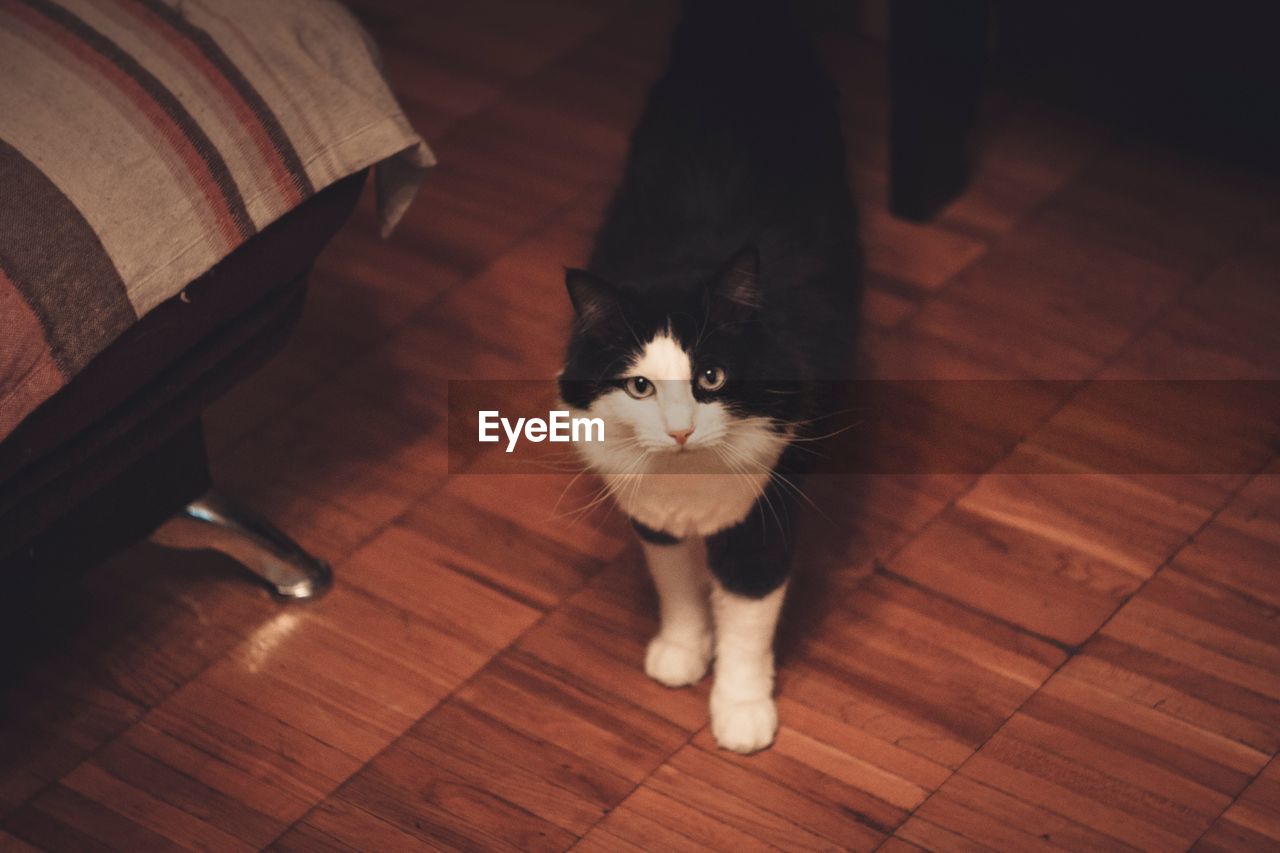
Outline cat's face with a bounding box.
[559,247,801,472]
[581,334,750,454]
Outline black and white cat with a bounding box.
[559,0,860,753]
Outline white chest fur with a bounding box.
[576,434,785,538]
[610,470,768,538]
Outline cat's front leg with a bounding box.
[635,522,713,687]
[709,581,786,753]
[705,489,792,753]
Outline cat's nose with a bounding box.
[668,428,693,446]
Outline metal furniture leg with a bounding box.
[150,490,332,600]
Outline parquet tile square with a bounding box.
[1195,757,1280,852]
[893,469,1279,850]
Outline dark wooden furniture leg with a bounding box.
[889,0,991,221]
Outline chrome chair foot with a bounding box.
[150,490,332,600]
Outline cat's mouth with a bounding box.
[640,439,696,453]
[655,435,725,455]
[631,435,711,454]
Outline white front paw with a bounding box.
[645,633,711,687]
[710,691,778,753]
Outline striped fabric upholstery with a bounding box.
[0,0,432,439]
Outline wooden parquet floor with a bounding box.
[1,1,1277,850]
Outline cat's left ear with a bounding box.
[565,267,622,336]
[707,244,762,323]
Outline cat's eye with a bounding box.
[624,376,654,399]
[697,366,727,392]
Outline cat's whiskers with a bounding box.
[612,451,655,521]
[711,443,787,543]
[550,464,594,520]
[717,412,863,462]
[552,436,652,524]
[785,420,863,443]
[551,480,614,524]
[727,445,783,532]
[557,470,633,525]
[607,443,653,501]
[707,444,756,500]
[716,436,827,524]
[772,406,867,434]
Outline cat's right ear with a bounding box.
[565,268,621,335]
[707,244,762,324]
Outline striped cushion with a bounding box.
[0,0,432,440]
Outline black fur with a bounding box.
[560,0,861,597]
[706,473,799,597]
[631,518,683,546]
